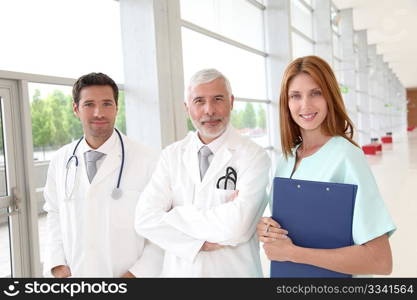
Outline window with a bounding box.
[0,102,11,277]
[180,0,264,51]
[290,0,315,59]
[0,208,11,277]
[231,102,270,148]
[180,0,271,149]
[333,32,341,59]
[291,0,314,39]
[0,0,123,82]
[292,32,315,59]
[331,4,343,82]
[181,28,267,100]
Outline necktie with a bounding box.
[198,145,213,180]
[84,150,105,183]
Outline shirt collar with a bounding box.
[194,123,231,155]
[79,129,118,155]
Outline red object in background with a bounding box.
[362,144,377,155]
[408,126,416,132]
[369,138,382,152]
[381,136,393,143]
[370,142,382,151]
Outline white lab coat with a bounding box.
[43,130,163,277]
[135,126,271,277]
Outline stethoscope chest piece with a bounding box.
[111,188,123,200]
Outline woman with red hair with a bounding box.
[258,56,395,276]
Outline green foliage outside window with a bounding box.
[257,105,266,129]
[187,117,195,131]
[231,103,267,130]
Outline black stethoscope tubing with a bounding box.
[216,166,237,189]
[114,128,125,190]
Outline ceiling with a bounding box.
[333,0,417,88]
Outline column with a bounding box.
[120,0,187,150]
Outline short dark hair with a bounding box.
[72,72,119,105]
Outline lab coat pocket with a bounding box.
[213,188,236,205]
[171,185,186,207]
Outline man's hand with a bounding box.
[121,271,135,278]
[51,265,71,278]
[228,190,239,202]
[201,242,224,251]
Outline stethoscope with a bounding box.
[216,166,237,189]
[65,128,125,200]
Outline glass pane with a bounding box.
[0,0,123,82]
[291,0,313,39]
[0,208,11,277]
[331,5,340,34]
[292,32,314,59]
[304,0,313,6]
[0,97,7,197]
[38,211,47,274]
[333,32,341,58]
[180,0,265,51]
[231,102,269,147]
[334,59,343,83]
[182,27,267,100]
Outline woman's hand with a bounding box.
[263,236,296,262]
[257,217,294,262]
[257,217,289,242]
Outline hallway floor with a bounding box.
[368,130,417,277]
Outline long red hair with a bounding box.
[279,56,358,158]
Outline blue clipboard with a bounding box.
[270,177,357,278]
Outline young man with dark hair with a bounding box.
[43,72,162,277]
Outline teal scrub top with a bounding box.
[273,136,396,245]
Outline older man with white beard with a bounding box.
[134,69,271,277]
